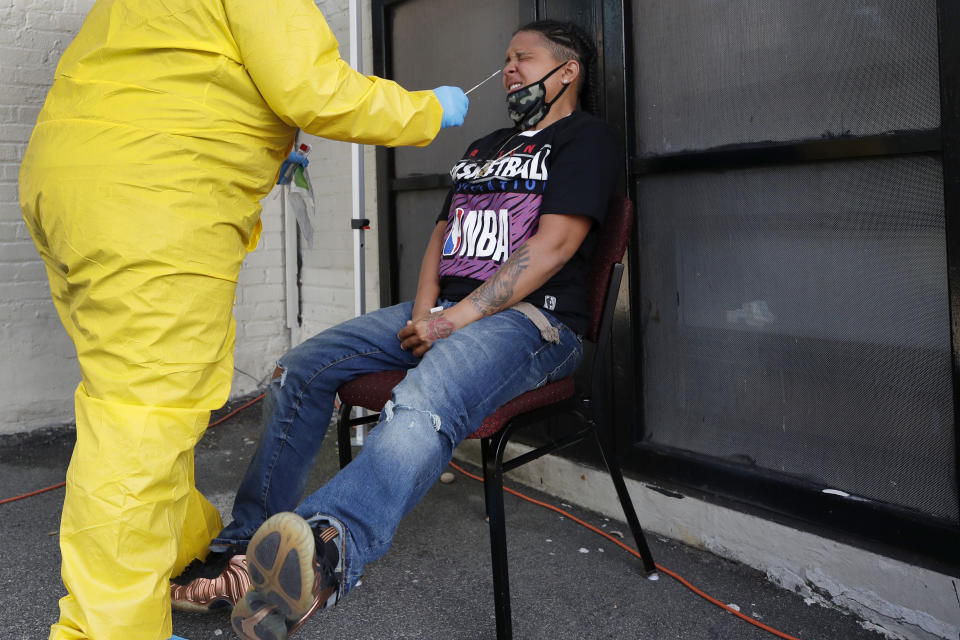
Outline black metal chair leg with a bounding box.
[337,402,354,469]
[480,437,491,513]
[484,431,513,640]
[593,429,657,574]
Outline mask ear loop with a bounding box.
[542,81,570,111]
[539,61,575,113]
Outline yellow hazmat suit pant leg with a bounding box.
[53,394,223,640]
[21,170,246,640]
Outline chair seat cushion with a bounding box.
[338,370,406,411]
[337,371,576,439]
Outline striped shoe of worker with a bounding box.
[231,512,344,640]
[171,552,251,612]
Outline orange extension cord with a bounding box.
[2,392,800,640]
[0,394,266,507]
[448,460,802,640]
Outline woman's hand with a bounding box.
[397,311,455,357]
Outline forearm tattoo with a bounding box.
[426,314,454,341]
[467,244,532,317]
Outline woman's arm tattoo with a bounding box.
[467,244,532,316]
[426,314,454,340]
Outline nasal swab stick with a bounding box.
[465,69,502,95]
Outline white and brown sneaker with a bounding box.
[171,549,251,613]
[231,512,343,640]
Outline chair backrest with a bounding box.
[584,197,634,343]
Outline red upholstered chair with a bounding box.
[336,198,656,640]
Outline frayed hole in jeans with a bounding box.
[382,400,442,431]
[272,364,287,387]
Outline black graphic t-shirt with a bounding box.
[436,111,618,335]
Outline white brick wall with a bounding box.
[0,0,377,434]
[0,0,95,434]
[299,0,382,341]
[231,192,288,397]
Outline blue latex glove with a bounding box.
[432,86,469,128]
[277,151,310,185]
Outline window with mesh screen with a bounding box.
[632,0,939,155]
[637,158,957,522]
[631,0,956,522]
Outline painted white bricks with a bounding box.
[231,192,287,398]
[0,0,95,434]
[298,0,381,332]
[0,0,379,433]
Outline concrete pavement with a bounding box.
[0,394,885,640]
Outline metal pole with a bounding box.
[350,0,369,445]
[282,187,300,349]
[350,0,366,318]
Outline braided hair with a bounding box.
[514,20,599,115]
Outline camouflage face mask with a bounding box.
[506,63,569,130]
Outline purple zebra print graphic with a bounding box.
[439,191,542,281]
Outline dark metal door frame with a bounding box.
[938,0,960,512]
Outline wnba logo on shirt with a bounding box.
[443,208,465,255]
[443,207,510,262]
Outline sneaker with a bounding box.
[231,512,343,640]
[170,547,251,613]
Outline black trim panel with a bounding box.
[391,174,452,192]
[631,130,941,175]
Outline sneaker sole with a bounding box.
[231,513,317,639]
[231,591,288,640]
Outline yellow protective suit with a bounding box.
[18,0,442,638]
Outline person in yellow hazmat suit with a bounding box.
[17,0,469,638]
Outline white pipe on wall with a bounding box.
[349,0,369,445]
[349,0,366,318]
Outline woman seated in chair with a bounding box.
[172,19,621,640]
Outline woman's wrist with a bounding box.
[444,300,482,331]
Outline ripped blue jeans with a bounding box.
[212,299,582,594]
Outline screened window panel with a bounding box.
[632,0,940,155]
[390,0,518,177]
[638,157,958,521]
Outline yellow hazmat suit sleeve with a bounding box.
[223,0,443,147]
